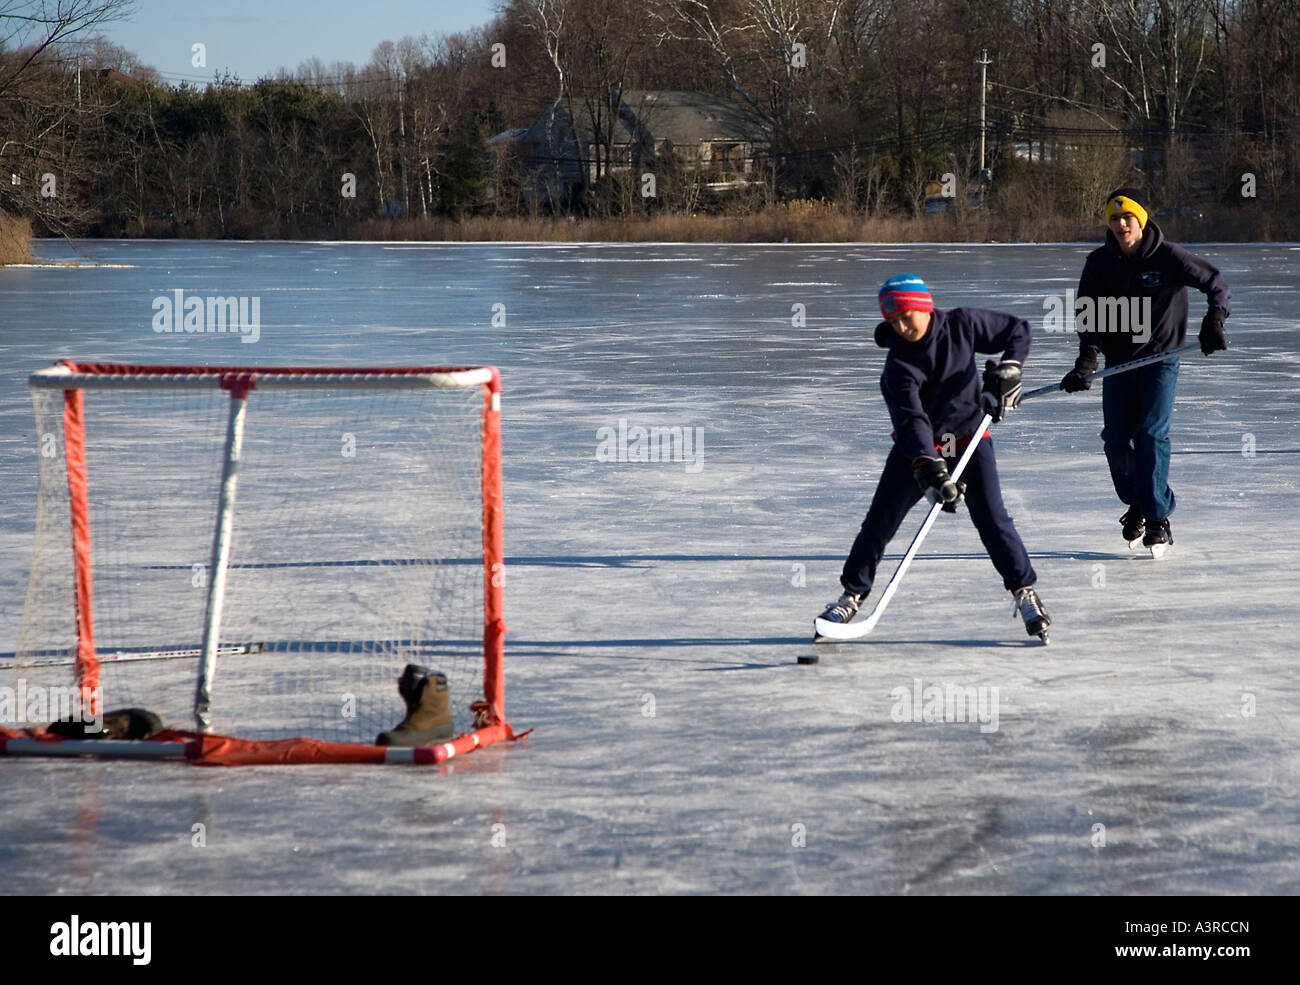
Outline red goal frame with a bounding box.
[1,361,517,765]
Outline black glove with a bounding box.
[981,359,1022,422]
[1199,308,1227,356]
[1060,346,1100,392]
[914,457,965,513]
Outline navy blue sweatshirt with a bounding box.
[875,307,1031,462]
[1076,220,1231,362]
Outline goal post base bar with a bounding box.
[0,723,526,766]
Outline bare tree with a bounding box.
[647,0,766,120]
[0,0,135,100]
[1081,0,1214,138]
[0,0,136,234]
[1044,108,1132,221]
[832,139,885,214]
[516,0,569,102]
[345,47,402,215]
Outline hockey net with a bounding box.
[1,362,513,765]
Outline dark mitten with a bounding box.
[1060,345,1100,392]
[914,457,964,512]
[1199,308,1227,356]
[981,359,1023,422]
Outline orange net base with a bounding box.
[0,722,526,765]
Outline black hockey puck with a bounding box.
[797,654,819,665]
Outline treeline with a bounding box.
[1,0,1298,243]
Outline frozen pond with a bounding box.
[1,239,1298,895]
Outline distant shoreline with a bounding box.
[8,202,1293,263]
[25,238,1290,249]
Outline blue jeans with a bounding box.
[1100,358,1179,521]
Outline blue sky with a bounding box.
[98,0,504,84]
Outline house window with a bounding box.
[712,143,740,174]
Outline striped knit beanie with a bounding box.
[878,274,934,318]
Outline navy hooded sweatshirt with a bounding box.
[1076,220,1230,363]
[875,307,1031,463]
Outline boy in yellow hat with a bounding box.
[1060,187,1231,557]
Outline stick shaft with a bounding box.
[1021,341,1198,401]
[855,413,995,634]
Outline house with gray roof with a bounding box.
[615,90,769,181]
[491,90,770,205]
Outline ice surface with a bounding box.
[0,240,1297,895]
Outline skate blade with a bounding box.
[1024,618,1050,643]
[1126,537,1144,550]
[1148,543,1168,559]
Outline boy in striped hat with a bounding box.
[817,274,1051,642]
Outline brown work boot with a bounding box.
[375,665,453,746]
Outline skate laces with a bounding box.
[825,592,861,621]
[1120,505,1144,529]
[1012,587,1045,619]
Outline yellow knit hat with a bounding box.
[1105,188,1148,229]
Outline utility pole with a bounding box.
[977,49,992,183]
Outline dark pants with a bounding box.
[1100,358,1178,521]
[840,439,1036,596]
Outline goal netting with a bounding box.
[2,362,511,765]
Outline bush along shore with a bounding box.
[6,198,1291,258]
[0,213,34,264]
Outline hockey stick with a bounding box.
[1020,341,1200,401]
[814,412,995,642]
[3,642,265,670]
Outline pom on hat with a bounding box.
[1105,187,1148,229]
[878,274,934,319]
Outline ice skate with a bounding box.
[812,591,864,641]
[1012,586,1051,644]
[1119,505,1145,549]
[1144,516,1173,559]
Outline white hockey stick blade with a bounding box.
[813,609,883,642]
